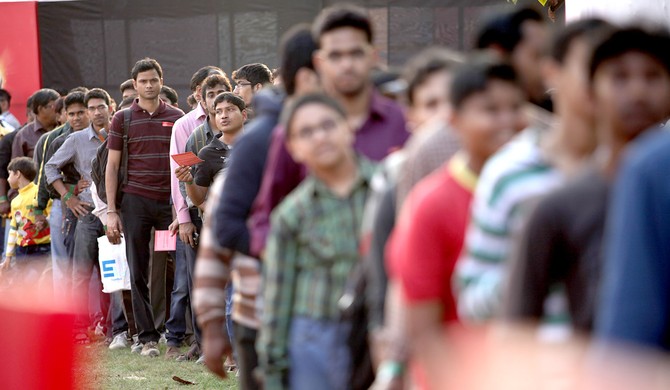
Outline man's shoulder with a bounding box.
[161,105,185,120]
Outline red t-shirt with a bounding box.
[387,154,477,323]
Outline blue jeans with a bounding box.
[165,238,189,347]
[50,200,70,298]
[289,317,351,390]
[72,211,105,330]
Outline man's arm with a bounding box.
[193,172,233,378]
[170,118,195,246]
[248,126,305,258]
[595,137,670,348]
[44,136,91,218]
[10,128,25,159]
[105,149,123,244]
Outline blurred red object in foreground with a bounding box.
[0,283,78,389]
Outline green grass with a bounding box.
[77,343,238,389]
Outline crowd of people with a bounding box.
[0,3,669,390]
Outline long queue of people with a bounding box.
[1,3,670,390]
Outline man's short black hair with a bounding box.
[190,66,226,92]
[282,93,347,138]
[54,97,65,114]
[201,74,233,101]
[119,79,134,94]
[280,24,318,96]
[160,85,179,105]
[589,25,670,81]
[232,63,273,87]
[475,6,544,54]
[312,3,373,45]
[213,92,246,113]
[551,18,613,64]
[64,91,86,110]
[31,88,60,115]
[131,57,163,80]
[403,47,463,106]
[450,53,520,110]
[0,89,11,105]
[8,157,37,182]
[85,88,111,106]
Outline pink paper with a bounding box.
[154,230,177,252]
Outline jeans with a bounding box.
[50,200,70,298]
[63,207,78,260]
[121,193,172,344]
[184,208,202,345]
[165,238,189,347]
[233,321,260,390]
[289,317,351,390]
[109,291,129,337]
[14,243,50,282]
[72,211,105,329]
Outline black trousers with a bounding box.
[121,193,172,343]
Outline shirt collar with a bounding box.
[18,181,36,195]
[307,156,375,198]
[367,89,387,121]
[33,118,45,133]
[448,152,478,193]
[85,125,101,141]
[209,135,229,150]
[130,98,167,114]
[195,103,207,121]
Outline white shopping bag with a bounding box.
[97,236,131,293]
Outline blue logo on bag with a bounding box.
[101,259,116,278]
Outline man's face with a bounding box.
[66,102,90,131]
[286,103,353,171]
[511,20,548,105]
[451,80,527,164]
[592,51,670,141]
[133,69,162,101]
[215,100,246,135]
[233,78,255,106]
[122,88,137,100]
[86,97,112,130]
[315,27,376,97]
[205,84,229,116]
[38,99,59,127]
[408,70,452,130]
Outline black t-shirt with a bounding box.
[194,135,230,187]
[505,168,609,331]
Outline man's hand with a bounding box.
[34,214,49,232]
[106,212,123,244]
[168,218,179,236]
[202,319,232,379]
[175,165,194,183]
[179,222,196,247]
[65,196,92,218]
[0,199,10,216]
[74,179,91,195]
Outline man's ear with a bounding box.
[254,83,263,93]
[132,79,138,91]
[242,109,248,122]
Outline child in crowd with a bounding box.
[1,157,51,282]
[258,94,376,389]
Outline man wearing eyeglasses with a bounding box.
[232,63,273,118]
